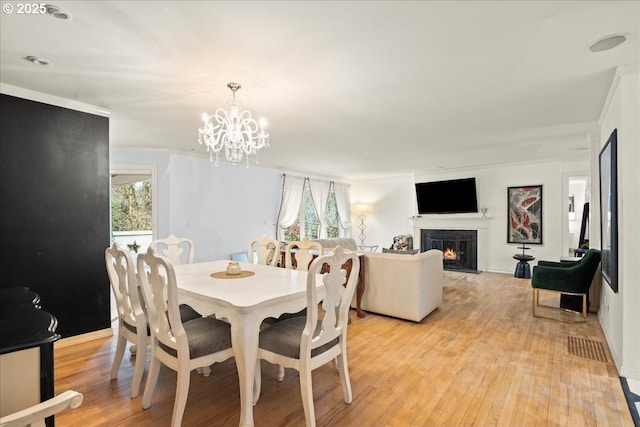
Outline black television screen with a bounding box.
[415,178,478,214]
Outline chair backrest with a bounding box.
[303,246,360,356]
[577,249,602,284]
[149,234,194,265]
[0,390,83,427]
[248,235,281,267]
[105,242,144,329]
[137,248,188,359]
[284,237,323,271]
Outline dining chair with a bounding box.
[248,234,281,267]
[268,237,326,381]
[255,246,360,427]
[105,242,149,398]
[148,234,201,319]
[284,237,324,271]
[0,390,83,427]
[137,248,234,427]
[149,234,195,265]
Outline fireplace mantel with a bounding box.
[410,214,491,271]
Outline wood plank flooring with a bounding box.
[53,271,634,426]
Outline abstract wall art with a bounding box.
[507,185,543,244]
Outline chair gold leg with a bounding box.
[531,288,586,323]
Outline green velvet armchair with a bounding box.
[531,249,601,323]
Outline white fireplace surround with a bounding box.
[411,214,490,272]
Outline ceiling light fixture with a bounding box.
[24,56,50,66]
[588,34,627,52]
[198,82,270,166]
[45,4,71,20]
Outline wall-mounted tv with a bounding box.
[415,177,478,214]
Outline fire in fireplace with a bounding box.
[443,247,458,260]
[421,229,478,273]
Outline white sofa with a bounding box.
[310,238,358,251]
[358,249,443,322]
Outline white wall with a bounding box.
[350,175,415,250]
[597,68,640,383]
[111,150,283,262]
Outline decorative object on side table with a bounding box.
[507,185,543,244]
[384,234,417,254]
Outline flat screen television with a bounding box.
[415,178,478,214]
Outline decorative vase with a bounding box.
[227,261,241,275]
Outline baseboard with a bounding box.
[54,328,113,349]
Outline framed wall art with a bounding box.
[507,185,543,244]
[599,129,618,293]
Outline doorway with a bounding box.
[567,176,589,256]
[109,164,157,321]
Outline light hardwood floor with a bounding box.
[53,271,634,426]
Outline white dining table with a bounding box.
[172,259,324,427]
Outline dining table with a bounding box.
[172,259,324,427]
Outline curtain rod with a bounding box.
[282,173,350,186]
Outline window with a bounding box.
[282,179,342,242]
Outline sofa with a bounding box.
[358,249,443,322]
[310,238,358,252]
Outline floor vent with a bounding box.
[567,336,608,362]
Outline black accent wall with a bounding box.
[0,94,111,337]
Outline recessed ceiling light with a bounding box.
[45,4,71,20]
[24,56,50,66]
[588,34,627,52]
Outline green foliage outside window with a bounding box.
[111,180,152,231]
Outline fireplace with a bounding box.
[421,229,478,273]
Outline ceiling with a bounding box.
[1,1,638,180]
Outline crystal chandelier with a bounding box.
[198,82,270,166]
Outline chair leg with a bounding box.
[171,367,190,427]
[276,364,285,382]
[299,368,316,427]
[532,288,587,323]
[336,352,353,404]
[130,342,146,398]
[110,333,127,380]
[142,353,161,409]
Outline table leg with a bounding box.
[229,312,260,427]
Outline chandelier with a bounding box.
[198,82,270,166]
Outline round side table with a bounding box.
[513,254,535,278]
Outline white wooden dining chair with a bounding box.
[255,246,360,427]
[284,237,324,271]
[0,390,83,427]
[148,234,202,320]
[269,237,325,381]
[105,242,149,398]
[248,235,281,267]
[148,234,195,265]
[137,248,234,427]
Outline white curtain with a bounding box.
[275,175,305,240]
[309,180,331,238]
[333,182,351,237]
